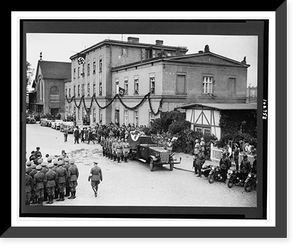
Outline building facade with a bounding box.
[68,37,188,126]
[67,37,250,127]
[31,54,71,118]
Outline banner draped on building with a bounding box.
[65,92,163,116]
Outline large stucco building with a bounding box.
[66,37,251,127]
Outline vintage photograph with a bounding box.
[24,32,259,209]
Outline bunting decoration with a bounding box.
[65,92,163,115]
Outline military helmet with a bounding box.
[70,159,75,164]
[41,162,47,167]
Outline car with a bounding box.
[26,116,36,124]
[54,120,63,130]
[40,118,51,126]
[127,132,181,171]
[60,121,75,133]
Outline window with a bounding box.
[228,77,236,95]
[87,83,90,96]
[93,107,96,123]
[149,111,155,124]
[195,126,211,135]
[124,78,128,95]
[150,75,155,94]
[49,86,59,103]
[78,67,80,78]
[134,110,139,126]
[99,58,102,73]
[115,79,119,95]
[176,74,186,94]
[124,110,128,125]
[81,63,85,77]
[93,83,96,95]
[93,61,96,74]
[68,88,71,97]
[82,84,85,96]
[73,68,76,79]
[121,48,128,57]
[87,63,90,76]
[134,77,139,95]
[203,76,213,94]
[99,81,103,96]
[73,85,76,97]
[99,111,102,124]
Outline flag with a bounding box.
[119,87,125,97]
[77,53,86,65]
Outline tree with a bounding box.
[26,61,34,92]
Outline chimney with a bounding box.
[39,52,42,61]
[155,40,163,46]
[127,37,139,43]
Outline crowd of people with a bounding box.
[192,137,257,180]
[25,148,79,205]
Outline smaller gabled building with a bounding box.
[31,53,71,118]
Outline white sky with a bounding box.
[26,33,258,87]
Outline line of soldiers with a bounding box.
[101,137,130,163]
[25,153,79,206]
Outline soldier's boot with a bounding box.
[73,191,76,199]
[31,196,38,205]
[60,192,65,201]
[54,190,58,199]
[124,157,127,163]
[56,193,62,201]
[25,200,30,205]
[38,198,43,206]
[117,157,120,163]
[46,195,51,204]
[65,187,70,197]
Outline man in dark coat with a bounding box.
[74,126,80,144]
[45,164,56,204]
[33,165,45,206]
[88,161,103,197]
[240,154,251,180]
[68,159,79,199]
[55,160,68,201]
[25,162,33,205]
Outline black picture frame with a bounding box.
[5,3,286,238]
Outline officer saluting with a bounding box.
[88,161,103,197]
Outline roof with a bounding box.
[35,60,71,80]
[177,102,257,110]
[70,39,188,60]
[111,51,250,72]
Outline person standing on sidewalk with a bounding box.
[74,126,80,144]
[88,161,103,197]
[63,127,68,142]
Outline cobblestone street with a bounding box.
[26,123,257,207]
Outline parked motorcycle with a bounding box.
[244,172,257,192]
[199,164,212,178]
[226,169,248,188]
[207,166,227,183]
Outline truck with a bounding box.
[127,132,181,171]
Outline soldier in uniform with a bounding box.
[193,139,200,174]
[116,139,123,163]
[102,137,107,157]
[233,143,240,171]
[239,153,251,180]
[63,158,71,197]
[195,152,206,177]
[68,159,79,199]
[107,137,112,160]
[122,138,130,163]
[40,162,49,201]
[88,161,103,197]
[112,138,117,161]
[55,160,68,201]
[45,163,56,204]
[52,159,59,199]
[33,165,46,206]
[219,151,231,177]
[25,162,33,205]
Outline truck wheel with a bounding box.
[149,159,154,172]
[208,174,214,184]
[170,163,174,171]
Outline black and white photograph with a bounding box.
[24,31,260,209]
[6,7,289,240]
